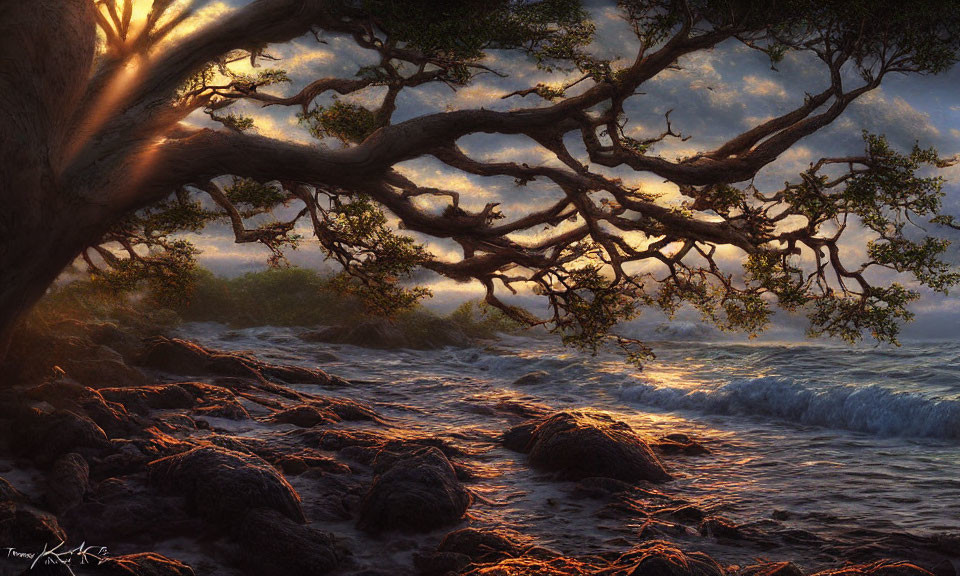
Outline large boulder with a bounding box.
[45,453,90,514]
[612,541,724,576]
[99,384,196,414]
[504,411,671,483]
[25,380,139,438]
[357,446,472,533]
[140,337,342,386]
[148,445,305,525]
[0,500,67,550]
[62,477,194,544]
[12,408,110,464]
[234,508,343,576]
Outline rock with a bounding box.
[437,527,525,562]
[234,508,343,576]
[61,353,152,389]
[413,551,472,576]
[613,540,724,576]
[25,381,139,438]
[193,399,250,420]
[140,337,260,378]
[148,445,305,525]
[314,397,379,421]
[12,409,110,464]
[0,500,67,549]
[511,370,550,386]
[504,411,671,483]
[140,337,343,386]
[97,552,196,576]
[699,516,743,539]
[654,433,710,456]
[62,477,194,543]
[502,422,537,452]
[45,453,89,514]
[268,405,338,427]
[275,450,350,476]
[357,447,472,533]
[741,562,805,576]
[811,563,934,576]
[100,384,196,414]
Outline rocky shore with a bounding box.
[0,319,956,576]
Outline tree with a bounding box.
[1,0,959,360]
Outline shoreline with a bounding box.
[0,319,957,576]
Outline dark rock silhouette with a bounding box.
[358,446,472,533]
[504,411,671,483]
[148,445,305,525]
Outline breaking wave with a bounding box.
[620,376,960,440]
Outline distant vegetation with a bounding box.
[30,267,525,342]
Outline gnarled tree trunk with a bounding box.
[0,0,102,350]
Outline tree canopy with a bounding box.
[4,0,960,360]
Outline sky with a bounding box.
[167,0,960,339]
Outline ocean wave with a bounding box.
[620,376,960,440]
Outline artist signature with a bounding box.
[4,541,109,575]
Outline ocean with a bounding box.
[177,322,960,570]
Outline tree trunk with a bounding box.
[0,0,101,355]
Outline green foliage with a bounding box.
[808,284,919,344]
[333,0,596,78]
[224,179,287,210]
[212,112,255,132]
[448,299,525,338]
[179,267,362,326]
[299,98,379,143]
[91,240,200,309]
[321,196,433,316]
[744,252,808,311]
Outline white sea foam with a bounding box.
[620,375,960,439]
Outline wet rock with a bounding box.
[413,550,472,576]
[234,508,343,576]
[45,453,89,514]
[0,500,67,549]
[61,351,152,390]
[741,562,805,576]
[100,384,196,414]
[268,405,338,427]
[275,450,351,476]
[140,337,343,387]
[193,399,250,420]
[97,552,196,576]
[12,408,110,464]
[654,433,710,456]
[357,446,472,533]
[25,380,139,438]
[148,445,305,525]
[140,337,260,378]
[512,370,550,386]
[504,411,671,483]
[502,421,537,452]
[437,527,525,562]
[699,516,743,539]
[811,562,934,576]
[314,397,379,421]
[613,540,724,576]
[62,477,194,543]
